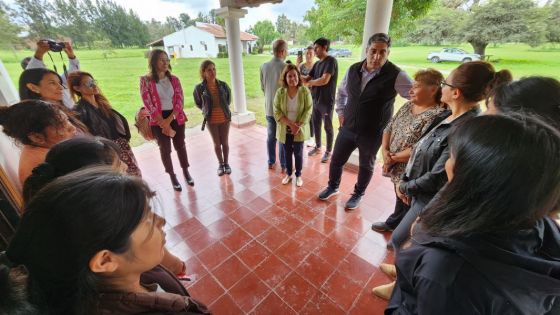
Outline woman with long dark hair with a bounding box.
[68,71,141,176]
[372,61,512,299]
[0,100,76,184]
[140,49,193,191]
[386,115,560,314]
[193,60,232,176]
[6,168,210,314]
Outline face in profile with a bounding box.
[156,53,170,73]
[33,111,76,147]
[409,80,437,105]
[126,212,167,272]
[313,44,327,58]
[77,75,100,97]
[28,73,64,102]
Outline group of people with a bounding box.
[1,32,559,314]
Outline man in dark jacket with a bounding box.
[318,33,412,209]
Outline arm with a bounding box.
[400,143,450,196]
[307,72,332,87]
[63,42,79,71]
[259,65,265,93]
[193,84,203,109]
[273,89,285,123]
[395,71,413,100]
[298,88,313,126]
[225,82,232,107]
[391,148,412,163]
[335,69,350,120]
[139,76,163,124]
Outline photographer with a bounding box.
[25,40,80,108]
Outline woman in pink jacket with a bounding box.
[140,49,193,191]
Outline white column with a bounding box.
[216,6,256,127]
[360,0,394,59]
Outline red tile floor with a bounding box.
[133,124,396,314]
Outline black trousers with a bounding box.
[385,185,411,229]
[284,133,304,177]
[327,127,382,195]
[207,121,230,164]
[151,111,189,174]
[312,106,334,152]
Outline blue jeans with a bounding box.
[285,133,303,176]
[266,116,286,167]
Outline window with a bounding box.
[190,45,193,51]
[204,44,208,51]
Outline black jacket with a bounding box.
[193,80,232,121]
[343,60,401,137]
[400,108,479,201]
[386,218,560,315]
[74,99,131,141]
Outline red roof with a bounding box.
[196,22,258,41]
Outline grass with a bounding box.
[1,43,558,146]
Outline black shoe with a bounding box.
[268,163,275,169]
[223,163,232,175]
[372,222,394,233]
[217,165,225,176]
[169,174,182,191]
[345,193,363,210]
[318,186,339,200]
[321,151,331,163]
[308,147,321,156]
[183,169,194,186]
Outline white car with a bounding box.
[427,48,481,63]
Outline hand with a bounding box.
[290,122,301,135]
[382,163,392,174]
[63,41,76,59]
[338,115,344,127]
[382,149,394,165]
[396,181,411,205]
[34,40,51,60]
[296,54,303,65]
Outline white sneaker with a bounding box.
[282,175,292,185]
[296,176,303,187]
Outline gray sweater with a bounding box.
[260,57,286,117]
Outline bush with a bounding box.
[217,51,228,58]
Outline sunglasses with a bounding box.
[440,80,456,89]
[84,79,97,88]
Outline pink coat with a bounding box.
[140,74,187,126]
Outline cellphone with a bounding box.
[297,50,303,58]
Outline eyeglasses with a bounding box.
[440,80,455,89]
[84,80,97,88]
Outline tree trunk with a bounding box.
[468,40,488,58]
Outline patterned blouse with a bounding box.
[384,101,445,183]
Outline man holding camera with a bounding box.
[25,40,80,108]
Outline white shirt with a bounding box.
[156,77,174,111]
[286,91,299,122]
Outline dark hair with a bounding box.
[0,257,38,314]
[7,168,154,314]
[199,59,216,81]
[23,137,121,203]
[0,100,67,145]
[420,115,560,236]
[313,37,330,51]
[491,76,560,131]
[367,33,391,48]
[414,68,444,103]
[450,61,512,103]
[280,63,302,88]
[148,49,171,83]
[18,68,62,100]
[67,71,113,118]
[20,57,32,70]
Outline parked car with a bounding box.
[288,47,305,55]
[328,48,352,58]
[427,48,481,63]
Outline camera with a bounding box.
[46,39,65,52]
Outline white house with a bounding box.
[153,22,258,58]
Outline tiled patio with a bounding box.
[133,124,396,315]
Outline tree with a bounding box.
[304,0,436,44]
[461,0,546,56]
[406,5,465,45]
[14,0,57,38]
[0,1,22,49]
[52,0,97,47]
[248,20,279,53]
[165,16,182,31]
[545,0,560,43]
[276,14,291,35]
[146,18,174,41]
[179,13,194,28]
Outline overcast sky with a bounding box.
[4,0,315,30]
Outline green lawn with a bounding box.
[1,43,558,146]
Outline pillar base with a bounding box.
[231,111,256,128]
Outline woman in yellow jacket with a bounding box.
[274,63,312,187]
